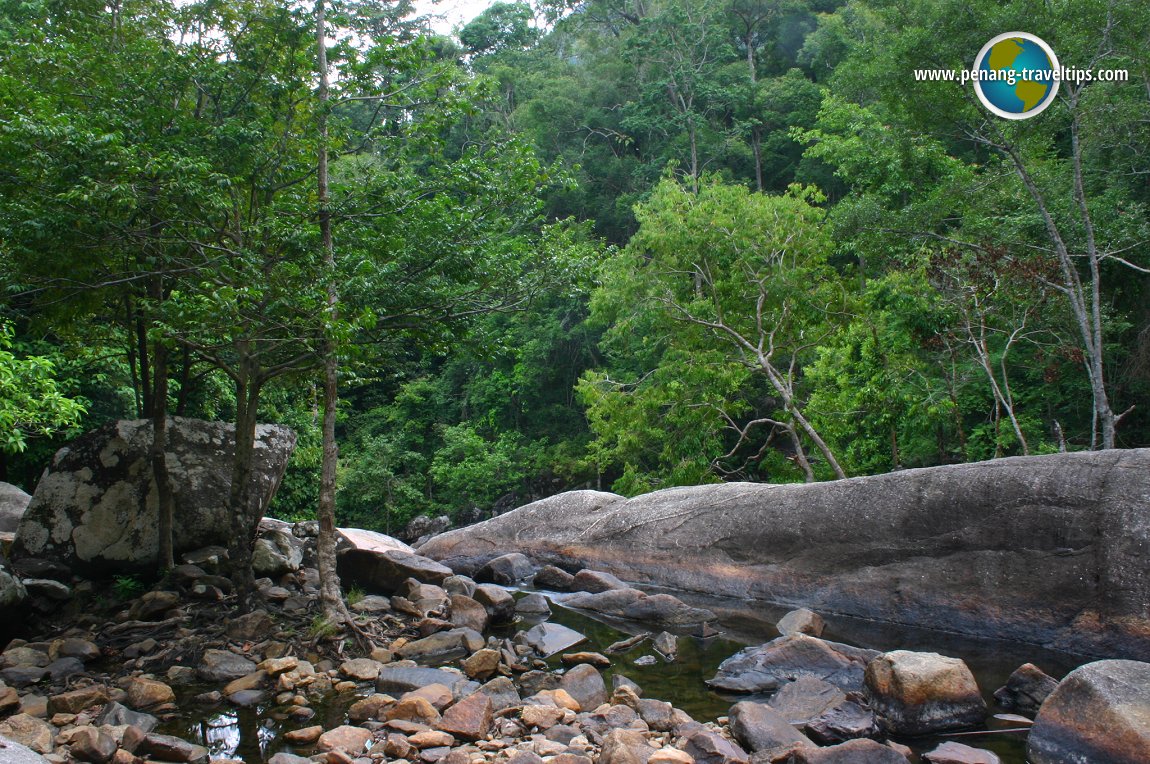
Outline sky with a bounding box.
[412,0,496,34]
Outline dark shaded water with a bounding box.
[163,587,1088,763]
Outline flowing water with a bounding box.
[163,586,1088,763]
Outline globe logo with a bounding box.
[973,32,1060,120]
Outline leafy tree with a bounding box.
[0,323,86,455]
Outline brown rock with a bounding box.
[923,741,1002,763]
[226,609,275,642]
[409,730,455,748]
[649,749,694,764]
[128,590,180,621]
[791,738,911,763]
[69,725,118,763]
[436,692,493,741]
[728,701,811,757]
[111,750,143,764]
[0,713,56,753]
[449,594,490,633]
[382,732,418,759]
[349,693,395,722]
[600,728,655,764]
[0,685,19,714]
[136,732,210,763]
[560,663,607,711]
[533,565,575,591]
[521,703,566,730]
[48,685,109,715]
[387,696,442,726]
[339,658,384,682]
[317,725,373,755]
[864,650,986,735]
[223,671,267,696]
[681,728,750,764]
[284,726,323,744]
[461,648,502,681]
[259,657,299,676]
[561,652,611,668]
[572,569,629,593]
[992,663,1058,715]
[404,683,454,711]
[776,608,826,638]
[126,677,176,708]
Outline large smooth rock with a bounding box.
[337,527,415,555]
[11,418,296,574]
[0,483,31,533]
[1027,659,1150,764]
[523,622,587,657]
[476,553,535,585]
[993,663,1058,715]
[728,701,814,757]
[337,548,452,594]
[418,452,1150,656]
[791,738,910,763]
[864,650,986,735]
[709,634,879,694]
[0,734,50,764]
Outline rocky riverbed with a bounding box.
[2,532,1149,764]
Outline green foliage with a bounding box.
[112,575,145,601]
[0,322,86,453]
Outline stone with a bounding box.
[348,693,394,722]
[2,646,49,668]
[651,632,677,660]
[53,638,100,662]
[477,676,520,712]
[0,557,28,614]
[0,482,31,533]
[376,666,465,696]
[387,696,442,726]
[441,575,476,598]
[403,514,451,543]
[803,698,879,745]
[223,671,266,695]
[923,741,1002,763]
[776,608,825,638]
[22,579,70,601]
[648,749,693,764]
[283,726,323,744]
[228,688,263,707]
[45,657,84,681]
[767,676,845,726]
[472,584,515,623]
[475,553,536,585]
[340,658,384,682]
[197,650,257,682]
[523,622,587,657]
[561,652,611,668]
[728,701,814,756]
[258,656,299,676]
[404,683,454,711]
[533,565,575,591]
[337,548,452,594]
[864,650,986,735]
[437,692,492,741]
[317,726,373,755]
[0,734,51,764]
[709,634,879,694]
[448,594,489,633]
[461,649,501,681]
[68,726,117,763]
[94,701,158,732]
[639,699,676,732]
[563,588,715,628]
[1027,659,1150,764]
[0,685,19,714]
[599,729,654,764]
[351,594,392,613]
[251,529,304,576]
[680,727,750,764]
[11,418,295,575]
[521,704,566,730]
[125,677,175,708]
[992,662,1058,715]
[268,754,313,764]
[1,667,45,687]
[515,593,551,616]
[226,610,274,642]
[790,738,911,763]
[560,664,607,713]
[409,730,454,748]
[127,590,180,621]
[48,685,109,715]
[571,569,628,593]
[417,451,1150,657]
[397,629,483,664]
[137,732,210,763]
[0,714,55,753]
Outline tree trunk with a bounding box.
[150,337,175,569]
[315,0,346,623]
[227,363,263,612]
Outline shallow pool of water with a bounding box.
[166,586,1089,763]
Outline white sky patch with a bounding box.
[413,0,495,35]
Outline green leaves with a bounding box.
[0,322,87,453]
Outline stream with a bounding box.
[162,586,1088,763]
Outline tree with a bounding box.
[460,2,539,55]
[584,177,848,485]
[0,322,86,455]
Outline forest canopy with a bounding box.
[1,0,1147,534]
